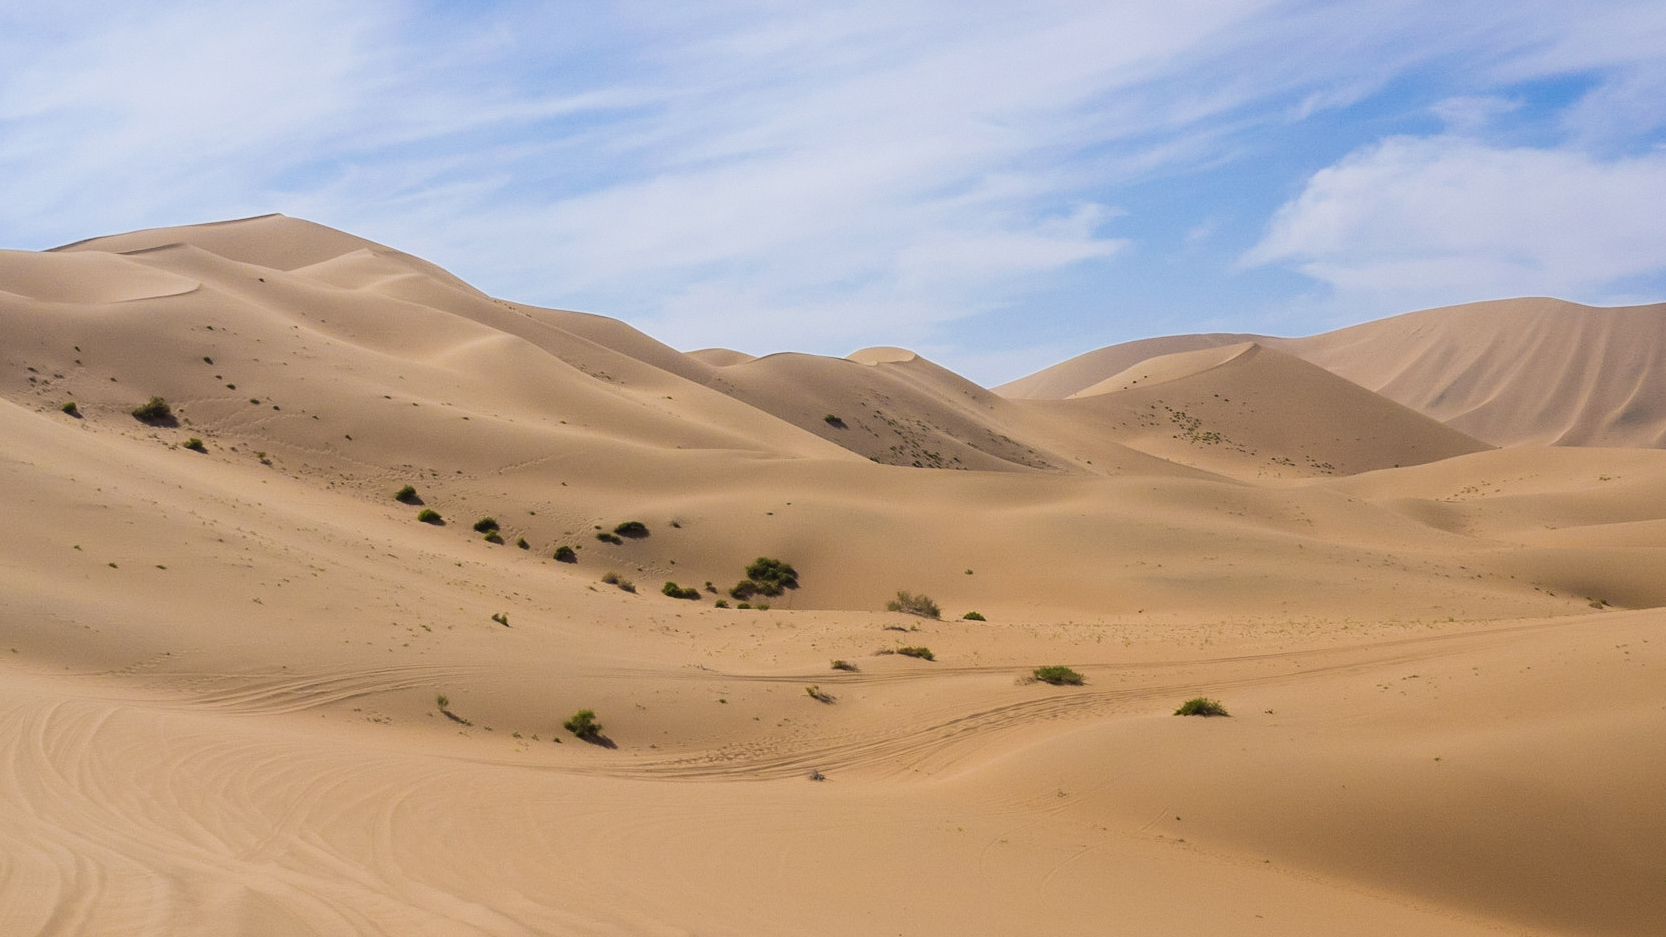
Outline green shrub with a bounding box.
[831,659,857,672]
[131,396,172,422]
[516,537,530,550]
[755,603,769,611]
[896,646,935,660]
[554,546,577,563]
[602,572,635,592]
[394,484,419,503]
[823,414,846,428]
[745,557,798,594]
[714,599,729,608]
[613,521,650,539]
[736,602,751,609]
[483,531,504,544]
[1174,697,1229,717]
[60,401,78,415]
[662,581,700,599]
[806,685,834,703]
[417,508,442,524]
[563,709,602,739]
[962,611,986,621]
[886,590,940,619]
[491,612,509,626]
[729,580,757,600]
[183,438,206,452]
[473,517,499,534]
[1033,665,1084,686]
[596,532,622,544]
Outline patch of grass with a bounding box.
[131,396,173,423]
[596,532,622,544]
[563,709,602,739]
[473,517,500,534]
[394,484,420,503]
[896,646,935,661]
[613,520,649,539]
[602,572,635,593]
[1174,697,1229,717]
[962,611,986,621]
[491,612,509,626]
[1033,665,1084,686]
[553,545,577,563]
[183,438,206,452]
[60,401,79,415]
[806,685,834,703]
[754,603,769,611]
[417,508,442,524]
[831,659,858,672]
[886,590,941,619]
[662,581,701,599]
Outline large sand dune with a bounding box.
[3,216,1664,935]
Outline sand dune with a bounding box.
[3,215,1664,936]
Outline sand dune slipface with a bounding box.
[2,215,1664,936]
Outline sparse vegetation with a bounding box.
[417,508,442,524]
[563,709,602,739]
[806,685,834,703]
[131,396,172,423]
[714,599,729,608]
[731,557,799,599]
[1033,665,1084,686]
[483,531,504,544]
[736,601,751,609]
[896,646,935,660]
[1174,697,1229,717]
[554,545,577,563]
[831,659,858,672]
[962,611,986,621]
[183,438,206,452]
[596,532,623,544]
[60,401,78,415]
[516,537,529,550]
[491,612,509,626]
[823,414,846,428]
[887,590,941,619]
[602,572,635,593]
[394,484,419,503]
[613,520,650,539]
[436,694,471,725]
[473,517,500,534]
[662,581,701,599]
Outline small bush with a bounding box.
[596,532,622,544]
[729,580,757,600]
[491,612,509,626]
[601,571,619,584]
[831,659,858,672]
[473,517,500,534]
[60,401,78,415]
[613,520,649,539]
[736,602,751,609]
[483,531,504,544]
[602,572,635,592]
[394,484,419,503]
[962,611,986,621]
[417,508,442,524]
[745,557,798,594]
[563,709,602,739]
[1033,665,1084,686]
[896,646,935,661]
[887,590,941,619]
[714,599,729,608]
[131,396,172,422]
[754,603,769,611]
[1174,697,1230,717]
[183,438,206,452]
[823,414,846,428]
[806,685,834,703]
[553,545,577,563]
[662,581,700,599]
[516,537,529,550]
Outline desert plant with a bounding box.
[896,646,935,661]
[473,517,499,534]
[563,709,602,739]
[831,659,858,672]
[745,557,798,594]
[60,401,78,415]
[553,545,577,563]
[417,508,442,524]
[596,532,622,544]
[1033,665,1084,686]
[601,571,619,584]
[602,572,635,592]
[436,694,449,710]
[887,590,941,619]
[806,685,834,703]
[662,581,701,599]
[131,396,172,422]
[823,414,846,428]
[736,602,751,609]
[755,603,769,611]
[613,520,650,538]
[183,438,206,452]
[714,599,729,608]
[394,484,419,503]
[729,580,757,600]
[962,611,986,621]
[483,531,504,544]
[491,612,509,626]
[1174,697,1229,717]
[516,537,529,550]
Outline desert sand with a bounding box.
[2,215,1663,935]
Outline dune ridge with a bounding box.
[2,215,1663,936]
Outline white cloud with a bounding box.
[1243,136,1666,308]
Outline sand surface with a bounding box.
[3,215,1663,935]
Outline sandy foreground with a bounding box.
[2,216,1664,936]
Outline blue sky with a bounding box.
[3,1,1664,384]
